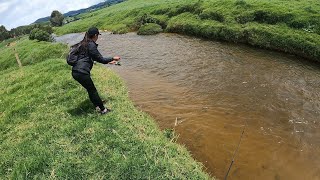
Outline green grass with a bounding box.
[0,37,68,72]
[0,41,210,178]
[55,0,320,62]
[137,23,163,35]
[110,24,129,34]
[0,37,21,49]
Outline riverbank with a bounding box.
[54,0,320,62]
[0,39,211,179]
[56,32,320,180]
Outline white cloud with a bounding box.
[0,1,10,14]
[0,0,103,30]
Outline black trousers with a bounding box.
[72,71,105,111]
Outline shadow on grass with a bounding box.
[67,99,94,116]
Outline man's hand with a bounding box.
[108,56,121,65]
[113,56,121,61]
[109,60,117,64]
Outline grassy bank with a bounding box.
[0,37,68,72]
[55,0,320,62]
[0,39,210,179]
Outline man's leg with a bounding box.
[72,72,105,111]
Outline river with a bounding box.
[56,32,320,180]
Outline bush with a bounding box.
[39,25,53,34]
[137,23,163,35]
[29,28,39,40]
[35,30,51,42]
[29,28,51,42]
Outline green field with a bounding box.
[55,0,320,61]
[0,39,210,179]
[0,37,68,72]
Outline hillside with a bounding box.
[55,0,320,62]
[34,0,125,24]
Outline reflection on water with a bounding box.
[56,33,320,180]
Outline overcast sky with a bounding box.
[0,0,104,30]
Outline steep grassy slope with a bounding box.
[0,37,67,72]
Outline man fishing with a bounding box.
[71,27,120,114]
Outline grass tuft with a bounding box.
[137,23,163,35]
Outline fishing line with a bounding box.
[224,120,247,180]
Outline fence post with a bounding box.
[13,48,22,68]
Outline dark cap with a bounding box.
[87,27,101,36]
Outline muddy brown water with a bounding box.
[56,32,320,180]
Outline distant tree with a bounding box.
[10,24,53,37]
[29,28,51,42]
[38,25,53,34]
[50,10,64,27]
[10,25,35,37]
[0,25,11,41]
[29,28,39,40]
[34,30,51,41]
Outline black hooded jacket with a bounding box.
[72,39,113,75]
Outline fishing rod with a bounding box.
[224,120,247,180]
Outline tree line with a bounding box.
[0,23,54,42]
[1,0,127,42]
[0,10,64,42]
